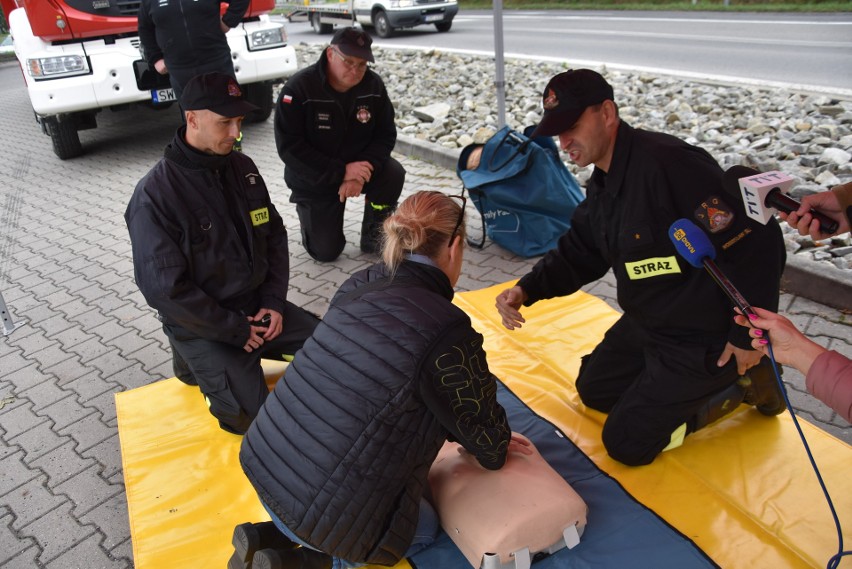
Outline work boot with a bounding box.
[692,383,745,431]
[252,547,333,569]
[228,521,298,569]
[738,358,786,416]
[360,201,396,254]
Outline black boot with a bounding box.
[692,383,746,431]
[252,547,333,569]
[692,358,786,432]
[228,521,298,569]
[360,201,396,254]
[738,358,786,416]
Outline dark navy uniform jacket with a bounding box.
[138,0,248,71]
[125,128,290,348]
[519,121,786,349]
[274,49,397,198]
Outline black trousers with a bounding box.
[575,314,740,466]
[163,301,320,435]
[291,157,405,262]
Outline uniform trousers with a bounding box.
[163,301,320,435]
[575,314,740,466]
[290,157,405,262]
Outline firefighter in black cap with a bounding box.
[496,69,787,466]
[274,27,404,261]
[126,72,319,435]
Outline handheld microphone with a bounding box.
[723,165,839,235]
[668,218,758,319]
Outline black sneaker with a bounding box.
[229,522,297,569]
[738,359,786,416]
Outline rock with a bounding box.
[282,44,851,277]
[819,147,851,166]
[413,102,451,122]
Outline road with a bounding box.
[278,10,852,95]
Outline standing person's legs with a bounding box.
[163,324,267,435]
[294,198,346,262]
[360,157,405,254]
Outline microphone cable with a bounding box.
[762,336,850,569]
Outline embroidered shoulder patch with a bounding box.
[355,106,372,124]
[694,195,735,234]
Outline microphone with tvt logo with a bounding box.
[668,218,759,320]
[723,165,839,235]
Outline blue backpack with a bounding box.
[457,126,585,258]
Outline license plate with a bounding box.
[152,88,176,103]
[425,14,443,22]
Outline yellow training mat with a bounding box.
[117,285,851,568]
[456,283,852,569]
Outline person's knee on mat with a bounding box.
[205,394,255,435]
[601,419,670,466]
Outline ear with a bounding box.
[601,100,619,126]
[184,110,197,130]
[447,234,463,262]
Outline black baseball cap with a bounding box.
[180,72,259,118]
[530,69,614,138]
[330,27,374,63]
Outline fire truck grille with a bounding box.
[116,0,142,16]
[64,0,141,17]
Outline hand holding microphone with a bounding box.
[784,182,851,241]
[723,166,841,236]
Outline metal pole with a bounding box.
[1,290,24,336]
[493,0,506,128]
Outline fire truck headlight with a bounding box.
[248,27,286,50]
[27,55,89,80]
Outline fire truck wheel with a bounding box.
[47,119,83,160]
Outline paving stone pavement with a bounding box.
[0,66,850,568]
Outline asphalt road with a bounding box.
[279,10,852,95]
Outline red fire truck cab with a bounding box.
[1,0,297,159]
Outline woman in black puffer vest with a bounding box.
[234,191,529,569]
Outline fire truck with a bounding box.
[1,0,298,160]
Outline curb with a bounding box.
[782,253,852,312]
[396,133,459,172]
[395,134,852,312]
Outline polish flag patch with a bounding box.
[282,95,293,104]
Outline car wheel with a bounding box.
[435,21,452,32]
[373,10,393,38]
